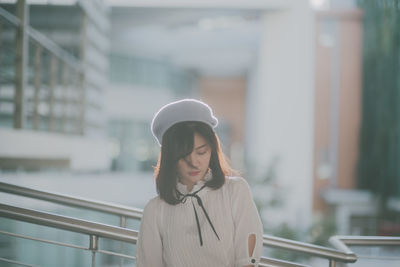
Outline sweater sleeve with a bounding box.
[136,197,164,267]
[229,177,264,267]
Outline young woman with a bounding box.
[136,99,263,267]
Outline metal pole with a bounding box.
[329,259,336,267]
[89,235,98,267]
[14,0,28,129]
[33,44,42,130]
[120,216,127,228]
[119,216,127,267]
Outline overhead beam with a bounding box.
[106,0,292,10]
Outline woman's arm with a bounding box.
[243,234,256,267]
[136,198,164,267]
[229,177,264,267]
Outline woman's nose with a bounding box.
[187,153,199,167]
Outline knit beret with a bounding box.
[151,99,218,146]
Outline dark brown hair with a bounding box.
[154,121,233,205]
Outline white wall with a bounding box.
[0,129,112,171]
[245,0,315,230]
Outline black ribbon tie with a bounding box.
[178,185,220,246]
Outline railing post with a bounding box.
[14,0,29,129]
[119,216,127,267]
[89,235,98,267]
[120,215,127,228]
[329,259,336,267]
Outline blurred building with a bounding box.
[312,1,400,237]
[312,8,364,234]
[105,0,316,231]
[2,0,396,237]
[0,0,111,171]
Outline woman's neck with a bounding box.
[182,181,195,192]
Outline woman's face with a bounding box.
[177,132,211,190]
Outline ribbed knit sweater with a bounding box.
[136,176,263,267]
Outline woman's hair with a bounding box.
[154,121,233,205]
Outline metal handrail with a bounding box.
[330,235,400,257]
[330,235,400,246]
[0,203,306,267]
[0,181,357,265]
[329,236,400,263]
[0,202,136,267]
[0,181,143,219]
[0,203,137,243]
[263,235,357,263]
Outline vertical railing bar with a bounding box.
[14,0,28,129]
[120,215,126,228]
[119,216,127,267]
[48,54,57,131]
[32,43,41,130]
[91,250,96,267]
[89,235,98,267]
[329,259,336,267]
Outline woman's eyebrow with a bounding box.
[194,144,208,150]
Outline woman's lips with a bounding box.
[189,171,200,176]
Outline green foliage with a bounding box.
[269,223,302,262]
[308,214,337,246]
[357,0,400,207]
[249,158,303,262]
[249,157,284,233]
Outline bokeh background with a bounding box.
[0,0,399,266]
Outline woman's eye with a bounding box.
[197,150,207,155]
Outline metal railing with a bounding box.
[0,181,358,266]
[330,236,400,265]
[0,181,142,227]
[0,203,136,267]
[264,235,357,266]
[0,203,308,267]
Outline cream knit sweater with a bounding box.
[136,176,263,267]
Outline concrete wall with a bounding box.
[0,128,112,171]
[245,0,315,229]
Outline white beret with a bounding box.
[151,99,218,146]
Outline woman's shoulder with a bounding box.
[142,195,162,215]
[225,176,251,192]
